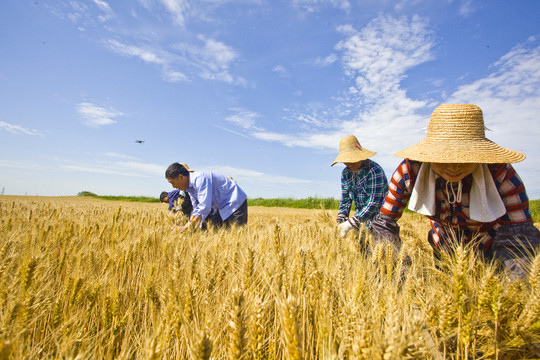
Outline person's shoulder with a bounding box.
[487,163,515,181]
[488,163,510,172]
[190,170,207,179]
[389,159,421,179]
[365,159,386,173]
[188,171,205,186]
[366,158,382,169]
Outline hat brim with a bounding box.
[179,163,195,172]
[395,138,525,163]
[331,149,377,166]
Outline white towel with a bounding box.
[408,163,507,222]
[469,164,507,222]
[408,163,437,216]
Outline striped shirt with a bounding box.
[338,159,389,227]
[380,159,533,251]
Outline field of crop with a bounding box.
[0,196,539,359]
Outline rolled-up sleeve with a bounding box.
[190,176,213,220]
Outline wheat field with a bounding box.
[0,196,539,359]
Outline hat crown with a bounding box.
[339,135,362,152]
[427,104,486,140]
[331,134,376,166]
[394,103,525,163]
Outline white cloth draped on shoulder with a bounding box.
[408,163,507,222]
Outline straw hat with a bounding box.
[331,135,377,166]
[395,104,525,163]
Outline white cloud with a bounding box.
[93,0,112,12]
[116,161,164,176]
[393,0,422,12]
[104,39,167,65]
[292,0,350,12]
[170,35,245,85]
[77,102,123,127]
[160,0,190,26]
[51,1,245,85]
[0,122,43,136]
[47,0,114,26]
[162,69,190,83]
[205,165,311,185]
[447,37,540,197]
[105,36,243,85]
[104,152,140,160]
[237,15,434,153]
[459,0,478,17]
[448,37,540,104]
[336,14,434,101]
[105,39,190,83]
[60,160,164,177]
[92,0,115,21]
[194,36,241,84]
[272,65,289,76]
[225,108,262,130]
[312,53,338,67]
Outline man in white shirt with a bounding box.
[165,162,248,232]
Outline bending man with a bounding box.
[165,162,248,231]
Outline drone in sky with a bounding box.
[135,140,145,144]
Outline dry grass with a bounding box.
[0,196,539,359]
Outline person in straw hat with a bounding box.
[332,135,388,237]
[165,162,248,231]
[371,104,539,279]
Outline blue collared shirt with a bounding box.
[186,171,247,224]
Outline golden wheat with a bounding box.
[0,196,539,359]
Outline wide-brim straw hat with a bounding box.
[395,104,525,163]
[331,135,377,166]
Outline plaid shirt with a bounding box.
[337,159,389,227]
[380,159,533,252]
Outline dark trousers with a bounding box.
[224,200,248,227]
[202,200,248,230]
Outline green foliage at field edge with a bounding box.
[77,191,160,203]
[531,198,540,222]
[78,191,540,221]
[248,197,341,210]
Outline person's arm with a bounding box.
[174,214,202,232]
[173,174,212,232]
[371,159,416,242]
[492,164,533,226]
[490,164,539,279]
[337,168,352,224]
[188,174,213,226]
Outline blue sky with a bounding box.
[1,0,539,199]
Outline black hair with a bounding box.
[165,162,189,179]
[159,191,168,202]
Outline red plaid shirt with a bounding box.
[380,159,533,251]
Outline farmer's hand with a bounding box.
[172,224,189,233]
[337,220,354,237]
[172,215,202,233]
